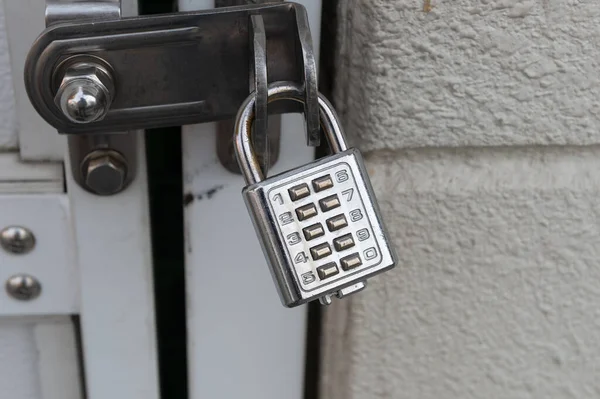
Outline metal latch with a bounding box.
[25,0,319,195]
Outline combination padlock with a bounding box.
[234,81,397,307]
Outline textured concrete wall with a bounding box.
[321,1,600,398]
[0,0,17,149]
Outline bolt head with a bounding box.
[0,226,35,254]
[61,81,108,123]
[5,274,41,301]
[83,152,127,195]
[54,63,114,124]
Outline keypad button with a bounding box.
[333,233,355,252]
[340,253,362,271]
[312,175,334,192]
[303,223,325,241]
[310,242,332,260]
[288,183,310,201]
[295,203,318,221]
[317,262,339,280]
[319,194,341,212]
[326,214,348,232]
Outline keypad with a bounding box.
[267,161,383,289]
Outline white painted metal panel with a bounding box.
[0,153,63,193]
[0,317,42,398]
[0,316,81,399]
[181,1,321,398]
[3,0,64,160]
[66,131,160,399]
[0,194,78,316]
[34,318,83,399]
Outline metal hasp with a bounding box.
[216,5,282,175]
[24,2,320,146]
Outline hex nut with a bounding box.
[54,62,115,123]
[82,151,128,196]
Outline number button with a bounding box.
[302,223,325,241]
[310,242,332,260]
[319,195,341,212]
[326,214,348,232]
[340,253,362,271]
[312,175,334,192]
[288,183,310,201]
[317,262,339,280]
[295,203,318,221]
[333,233,355,252]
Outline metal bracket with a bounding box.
[26,1,319,194]
[25,2,320,145]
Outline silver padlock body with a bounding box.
[243,148,396,307]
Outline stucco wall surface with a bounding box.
[335,0,600,150]
[321,1,600,398]
[0,0,17,149]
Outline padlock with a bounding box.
[234,81,397,307]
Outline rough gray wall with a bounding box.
[321,1,600,398]
[0,0,17,149]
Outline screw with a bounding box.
[5,274,41,301]
[81,150,128,195]
[54,61,115,124]
[0,226,35,254]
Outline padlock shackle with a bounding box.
[234,81,348,185]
